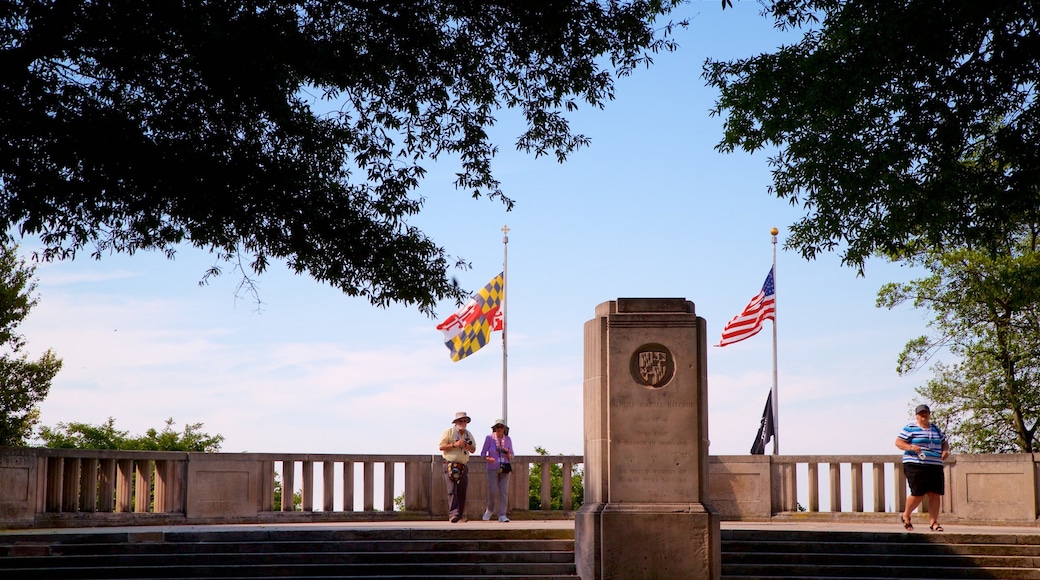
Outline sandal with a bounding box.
[930,523,944,532]
[901,515,913,531]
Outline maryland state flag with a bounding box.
[436,273,504,362]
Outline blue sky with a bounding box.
[21,2,934,458]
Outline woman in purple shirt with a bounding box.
[480,419,514,522]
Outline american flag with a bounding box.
[717,267,775,347]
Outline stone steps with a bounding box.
[0,528,579,579]
[722,529,1040,579]
[5,525,1039,579]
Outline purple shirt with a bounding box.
[480,434,514,471]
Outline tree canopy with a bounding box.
[1,0,686,313]
[705,1,1040,270]
[0,240,61,446]
[877,229,1040,453]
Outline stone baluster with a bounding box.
[561,460,573,510]
[281,460,295,512]
[872,462,885,512]
[134,460,152,513]
[46,456,63,512]
[116,459,133,512]
[98,458,116,512]
[301,460,314,512]
[363,461,374,511]
[783,462,798,512]
[829,462,842,512]
[383,461,395,511]
[342,461,355,511]
[403,459,426,511]
[807,462,819,512]
[539,460,551,510]
[35,456,47,514]
[894,462,906,513]
[260,460,275,511]
[850,462,863,512]
[323,461,335,512]
[80,458,99,512]
[63,457,81,512]
[153,460,168,513]
[170,460,186,513]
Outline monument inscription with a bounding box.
[610,335,699,504]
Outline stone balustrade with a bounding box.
[0,448,582,528]
[711,453,1040,524]
[1,448,1037,529]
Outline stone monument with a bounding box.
[575,298,720,579]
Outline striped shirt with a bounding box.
[898,423,946,466]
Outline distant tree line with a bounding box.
[37,417,224,452]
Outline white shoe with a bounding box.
[482,510,492,521]
[498,516,510,522]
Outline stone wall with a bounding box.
[2,448,1038,529]
[710,454,1040,524]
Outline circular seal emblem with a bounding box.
[630,343,674,388]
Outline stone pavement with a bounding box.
[3,518,1038,537]
[724,519,1040,536]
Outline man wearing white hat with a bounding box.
[438,411,476,522]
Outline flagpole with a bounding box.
[770,227,779,454]
[501,225,510,425]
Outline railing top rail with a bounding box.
[23,448,190,460]
[0,449,587,463]
[711,454,904,464]
[513,455,583,463]
[258,454,582,462]
[248,453,434,462]
[770,454,903,464]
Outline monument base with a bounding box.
[576,502,720,580]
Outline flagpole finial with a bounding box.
[770,227,779,236]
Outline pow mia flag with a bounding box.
[750,393,776,455]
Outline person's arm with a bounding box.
[439,430,466,453]
[481,436,495,461]
[894,436,921,454]
[438,431,455,452]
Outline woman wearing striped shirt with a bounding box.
[895,404,950,532]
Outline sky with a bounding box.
[20,2,936,460]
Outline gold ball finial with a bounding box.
[770,227,779,236]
